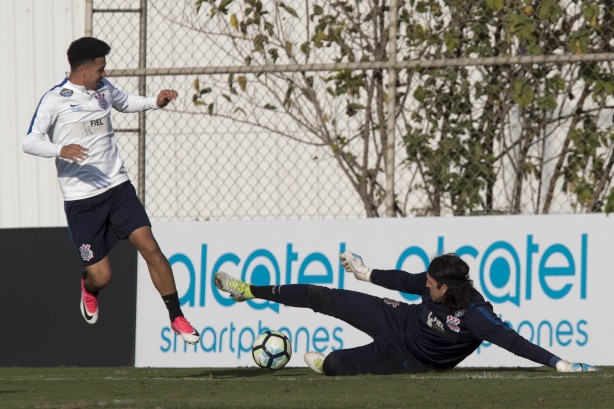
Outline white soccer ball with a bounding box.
[252,330,292,370]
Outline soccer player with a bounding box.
[215,251,599,375]
[23,37,199,344]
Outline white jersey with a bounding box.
[24,77,159,201]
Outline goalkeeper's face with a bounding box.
[426,273,447,302]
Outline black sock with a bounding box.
[251,284,315,308]
[162,291,183,321]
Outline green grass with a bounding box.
[0,366,611,409]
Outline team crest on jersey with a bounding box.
[60,88,73,97]
[426,311,445,333]
[94,92,108,109]
[446,315,461,333]
[79,244,94,261]
[454,309,466,317]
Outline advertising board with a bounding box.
[135,215,612,368]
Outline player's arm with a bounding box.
[24,96,89,162]
[340,251,425,294]
[23,95,60,158]
[155,90,178,108]
[467,303,598,372]
[107,79,174,112]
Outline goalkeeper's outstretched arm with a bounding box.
[340,251,372,282]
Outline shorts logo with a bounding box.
[426,311,445,333]
[94,92,108,109]
[79,244,94,261]
[60,88,73,97]
[446,315,461,333]
[384,298,401,308]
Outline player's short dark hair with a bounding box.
[67,37,111,71]
[429,253,474,311]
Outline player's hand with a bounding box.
[556,360,600,372]
[59,144,89,163]
[156,90,178,108]
[340,251,372,282]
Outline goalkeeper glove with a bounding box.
[340,251,372,282]
[556,360,600,372]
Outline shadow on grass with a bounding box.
[179,367,311,379]
[452,367,548,373]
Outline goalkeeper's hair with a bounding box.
[67,37,111,71]
[442,281,475,311]
[430,253,475,311]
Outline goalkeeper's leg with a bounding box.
[251,283,390,338]
[318,338,426,375]
[214,271,394,337]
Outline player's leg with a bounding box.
[310,338,415,376]
[128,226,199,344]
[79,256,113,324]
[110,182,199,344]
[256,285,390,337]
[214,272,389,337]
[83,256,112,290]
[65,191,118,324]
[128,226,176,294]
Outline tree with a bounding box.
[190,0,614,217]
[400,0,614,215]
[192,0,402,217]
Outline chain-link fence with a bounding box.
[91,0,614,221]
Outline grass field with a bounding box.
[0,366,611,409]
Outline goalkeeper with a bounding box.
[214,251,599,375]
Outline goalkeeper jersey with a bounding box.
[24,77,159,201]
[370,269,559,370]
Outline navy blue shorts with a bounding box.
[64,181,151,266]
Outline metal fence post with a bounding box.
[137,0,148,204]
[385,0,398,217]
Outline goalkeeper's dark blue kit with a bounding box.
[254,269,562,375]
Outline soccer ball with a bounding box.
[252,330,292,370]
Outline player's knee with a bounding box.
[139,241,160,255]
[138,242,164,262]
[322,350,355,376]
[306,285,336,313]
[84,269,111,290]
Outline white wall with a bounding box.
[0,0,85,228]
[135,215,612,368]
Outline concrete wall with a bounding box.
[0,0,86,228]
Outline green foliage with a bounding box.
[399,0,614,215]
[192,0,614,216]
